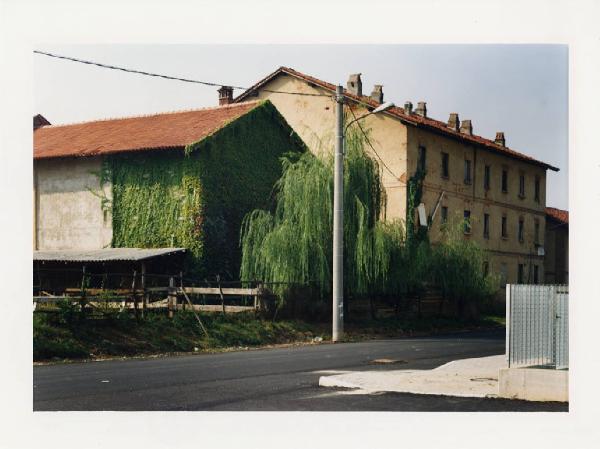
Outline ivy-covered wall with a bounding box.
[110,101,305,279]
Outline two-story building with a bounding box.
[232,67,560,285]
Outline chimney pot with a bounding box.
[347,73,362,96]
[404,101,413,114]
[218,86,234,106]
[460,120,473,136]
[495,132,506,147]
[415,101,427,117]
[448,113,459,131]
[370,85,383,103]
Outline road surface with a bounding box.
[33,329,567,411]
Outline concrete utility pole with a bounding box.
[332,85,344,342]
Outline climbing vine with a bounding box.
[108,101,305,279]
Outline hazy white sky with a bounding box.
[34,44,568,209]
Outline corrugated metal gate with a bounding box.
[506,284,568,369]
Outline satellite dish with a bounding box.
[417,203,427,227]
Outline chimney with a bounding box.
[448,113,459,131]
[404,101,413,114]
[33,114,50,130]
[218,86,234,106]
[495,132,506,147]
[347,73,362,96]
[415,101,427,117]
[370,85,383,103]
[460,120,473,135]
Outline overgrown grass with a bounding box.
[33,310,504,362]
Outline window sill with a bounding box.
[464,180,472,185]
[501,235,508,240]
[518,194,526,200]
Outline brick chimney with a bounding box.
[448,113,459,131]
[218,86,234,106]
[404,101,413,114]
[495,132,506,146]
[415,101,427,117]
[370,85,383,103]
[347,74,362,96]
[460,120,473,135]
[33,114,50,130]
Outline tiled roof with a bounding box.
[235,67,559,172]
[546,207,569,225]
[34,101,262,159]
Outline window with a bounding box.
[519,174,525,198]
[484,165,491,191]
[533,265,539,284]
[534,219,540,244]
[441,206,448,226]
[518,264,525,283]
[500,263,508,286]
[441,152,449,178]
[502,169,508,193]
[463,210,471,234]
[483,213,490,239]
[534,176,540,203]
[501,215,508,238]
[518,218,524,243]
[483,261,489,277]
[464,159,472,184]
[418,146,427,172]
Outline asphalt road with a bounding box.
[33,329,567,411]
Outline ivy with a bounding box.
[109,101,305,279]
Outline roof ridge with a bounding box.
[40,100,262,129]
[237,67,558,171]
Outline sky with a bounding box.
[34,44,568,209]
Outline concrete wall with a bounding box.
[248,74,409,220]
[34,157,112,250]
[406,126,547,285]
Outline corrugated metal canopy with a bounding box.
[33,248,186,262]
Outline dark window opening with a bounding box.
[483,261,489,277]
[463,210,471,234]
[501,215,508,238]
[484,165,491,191]
[533,265,539,284]
[483,213,490,239]
[519,174,525,198]
[535,176,540,203]
[534,219,540,244]
[464,159,472,184]
[418,146,427,172]
[518,264,525,283]
[518,218,524,243]
[441,152,449,178]
[502,169,508,193]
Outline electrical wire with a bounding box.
[33,50,331,97]
[347,107,402,181]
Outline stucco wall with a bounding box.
[250,74,408,220]
[406,126,548,284]
[35,157,112,250]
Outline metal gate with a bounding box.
[506,284,568,369]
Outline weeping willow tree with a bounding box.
[239,128,407,304]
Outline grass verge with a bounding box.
[33,310,504,363]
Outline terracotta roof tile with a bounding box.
[546,207,568,224]
[235,67,559,171]
[34,101,262,159]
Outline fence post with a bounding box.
[168,276,175,319]
[506,284,511,366]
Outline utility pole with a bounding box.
[332,85,344,342]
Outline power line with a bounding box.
[33,50,331,98]
[347,107,402,181]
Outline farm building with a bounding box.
[33,100,306,283]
